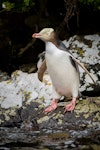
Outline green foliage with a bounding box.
[2,1,15,11]
[1,0,35,12]
[79,0,100,10]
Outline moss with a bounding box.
[58,119,63,125]
[94,98,100,105]
[87,123,93,128]
[0,107,17,123]
[25,101,31,105]
[91,144,100,150]
[6,80,12,84]
[22,106,26,109]
[12,70,20,77]
[0,111,2,115]
[4,113,10,121]
[75,101,89,114]
[0,119,4,124]
[89,103,99,113]
[38,104,44,109]
[37,116,49,124]
[75,114,80,118]
[77,48,84,57]
[95,112,100,122]
[23,91,31,99]
[53,113,64,119]
[83,113,90,119]
[48,132,69,141]
[9,108,16,116]
[75,98,100,122]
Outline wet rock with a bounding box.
[48,132,69,141]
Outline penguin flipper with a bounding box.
[71,56,96,84]
[38,60,47,82]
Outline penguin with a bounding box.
[32,28,95,113]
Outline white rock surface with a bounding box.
[0,71,52,109]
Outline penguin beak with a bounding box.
[32,33,42,38]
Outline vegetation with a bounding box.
[0,0,35,11]
[79,0,100,10]
[0,0,100,12]
[0,0,100,73]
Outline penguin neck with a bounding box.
[45,41,58,54]
[49,31,58,47]
[50,39,58,47]
[45,32,60,54]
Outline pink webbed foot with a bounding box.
[44,99,58,113]
[64,97,76,112]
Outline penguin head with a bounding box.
[32,28,55,42]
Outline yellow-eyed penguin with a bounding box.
[32,28,95,113]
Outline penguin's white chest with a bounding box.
[45,42,79,97]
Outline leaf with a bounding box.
[2,1,14,11]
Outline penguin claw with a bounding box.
[44,105,57,113]
[44,99,58,113]
[64,107,74,113]
[64,99,76,112]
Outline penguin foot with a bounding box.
[44,99,58,113]
[64,97,76,112]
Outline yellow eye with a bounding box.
[46,32,48,35]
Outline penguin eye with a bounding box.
[46,32,50,36]
[46,32,49,35]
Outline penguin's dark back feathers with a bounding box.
[57,40,69,52]
[69,56,79,71]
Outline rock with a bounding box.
[37,116,49,124]
[0,71,100,150]
[0,70,52,109]
[0,70,10,81]
[63,34,100,94]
